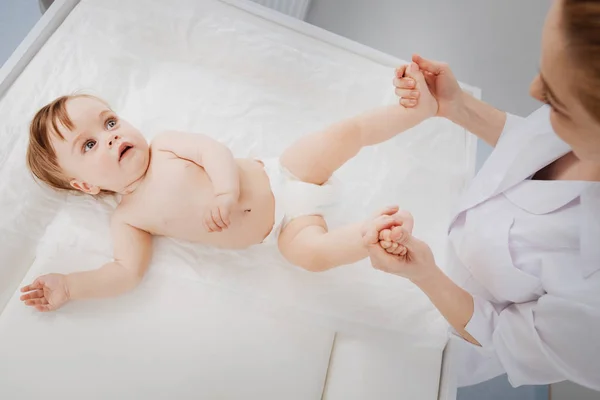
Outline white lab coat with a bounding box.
[446,106,600,389]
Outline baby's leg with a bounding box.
[278,216,366,272]
[277,110,405,271]
[278,207,400,272]
[280,111,401,185]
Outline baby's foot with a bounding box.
[379,228,407,256]
[401,63,438,117]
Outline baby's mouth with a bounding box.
[118,143,133,161]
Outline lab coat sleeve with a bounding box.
[462,293,600,389]
[496,112,526,146]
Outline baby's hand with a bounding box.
[394,62,438,117]
[20,273,70,312]
[204,193,236,232]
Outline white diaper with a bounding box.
[260,158,339,244]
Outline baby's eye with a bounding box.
[105,118,117,129]
[83,140,96,153]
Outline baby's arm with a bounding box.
[153,131,240,231]
[66,218,153,300]
[350,62,437,146]
[20,217,152,311]
[153,131,239,199]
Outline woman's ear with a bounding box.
[70,179,100,195]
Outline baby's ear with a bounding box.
[70,180,100,195]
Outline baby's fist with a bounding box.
[205,193,236,232]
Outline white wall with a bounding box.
[306,0,550,118]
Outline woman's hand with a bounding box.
[363,209,480,346]
[394,54,465,122]
[362,210,439,283]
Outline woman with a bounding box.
[364,0,600,390]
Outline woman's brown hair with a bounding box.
[562,0,600,121]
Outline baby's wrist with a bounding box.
[64,273,74,301]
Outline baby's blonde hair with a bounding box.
[27,94,109,192]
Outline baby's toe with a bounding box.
[379,229,391,242]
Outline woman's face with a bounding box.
[530,0,600,162]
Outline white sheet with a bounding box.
[0,0,475,397]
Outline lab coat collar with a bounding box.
[454,106,571,217]
[580,184,600,278]
[453,106,600,278]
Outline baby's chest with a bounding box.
[133,157,215,229]
[152,156,212,188]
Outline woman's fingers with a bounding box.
[412,54,444,75]
[377,205,400,217]
[373,216,398,232]
[392,210,414,233]
[368,242,402,273]
[363,215,397,245]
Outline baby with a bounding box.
[20,63,434,312]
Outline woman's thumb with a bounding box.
[412,54,444,75]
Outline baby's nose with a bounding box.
[107,134,120,147]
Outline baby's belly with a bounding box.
[143,159,275,249]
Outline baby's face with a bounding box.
[51,97,149,194]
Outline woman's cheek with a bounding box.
[549,111,570,144]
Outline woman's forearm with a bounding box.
[412,267,481,345]
[451,91,507,147]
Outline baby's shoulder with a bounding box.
[110,203,132,226]
[149,130,181,150]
